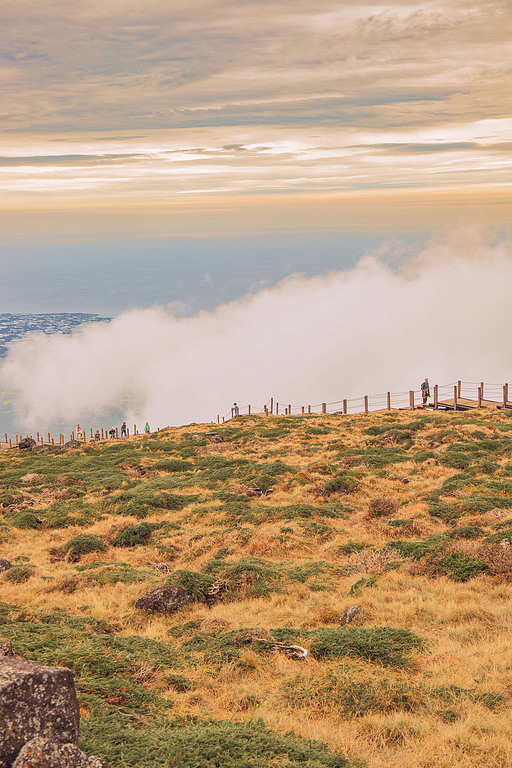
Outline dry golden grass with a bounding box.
[2,408,512,767]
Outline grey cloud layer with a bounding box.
[1,0,511,202]
[2,0,511,131]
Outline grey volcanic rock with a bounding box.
[135,585,191,614]
[0,639,14,656]
[12,738,111,768]
[0,558,12,572]
[0,657,80,765]
[64,440,81,449]
[18,438,36,451]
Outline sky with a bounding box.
[1,0,511,246]
[1,0,512,431]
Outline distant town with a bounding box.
[0,313,111,357]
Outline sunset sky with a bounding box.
[1,0,511,244]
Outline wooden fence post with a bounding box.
[343,399,347,414]
[270,397,274,414]
[322,403,327,414]
[477,387,482,407]
[457,380,462,398]
[480,381,484,401]
[409,391,415,410]
[434,384,438,409]
[454,385,458,411]
[9,439,12,448]
[504,384,509,406]
[364,396,369,414]
[276,403,279,415]
[308,405,311,414]
[301,406,305,414]
[288,404,291,416]
[133,424,137,435]
[264,406,268,415]
[386,392,391,410]
[248,405,251,415]
[115,428,118,438]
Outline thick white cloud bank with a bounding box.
[2,227,511,431]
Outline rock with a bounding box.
[135,585,191,614]
[340,605,362,625]
[0,640,14,656]
[18,438,36,451]
[12,738,112,768]
[0,657,80,766]
[205,433,223,443]
[0,558,12,573]
[63,440,81,449]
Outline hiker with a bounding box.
[421,378,430,405]
[121,421,127,437]
[109,427,116,439]
[94,429,100,440]
[144,422,150,434]
[233,403,239,417]
[76,424,83,441]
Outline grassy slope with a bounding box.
[1,408,512,768]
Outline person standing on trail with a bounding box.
[421,378,430,405]
[232,403,239,417]
[76,425,82,441]
[144,422,150,434]
[121,421,127,437]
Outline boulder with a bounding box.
[0,657,80,766]
[135,585,191,614]
[63,440,81,449]
[0,640,14,656]
[18,438,36,451]
[0,558,12,572]
[12,738,111,768]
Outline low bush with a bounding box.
[64,534,107,562]
[5,564,35,583]
[112,522,162,548]
[368,496,398,518]
[5,511,42,529]
[324,473,360,495]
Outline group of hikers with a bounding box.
[75,421,151,441]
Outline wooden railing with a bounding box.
[218,380,510,423]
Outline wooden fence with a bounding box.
[1,380,510,448]
[0,424,158,450]
[218,380,511,423]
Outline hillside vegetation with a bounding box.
[1,408,512,768]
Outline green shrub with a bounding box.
[5,511,42,529]
[324,473,360,495]
[166,673,196,692]
[112,522,160,548]
[431,552,487,582]
[5,564,35,583]
[152,459,194,473]
[64,534,107,562]
[304,626,423,666]
[368,496,398,518]
[166,570,217,602]
[447,525,483,540]
[79,717,352,768]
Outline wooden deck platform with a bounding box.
[437,397,512,411]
